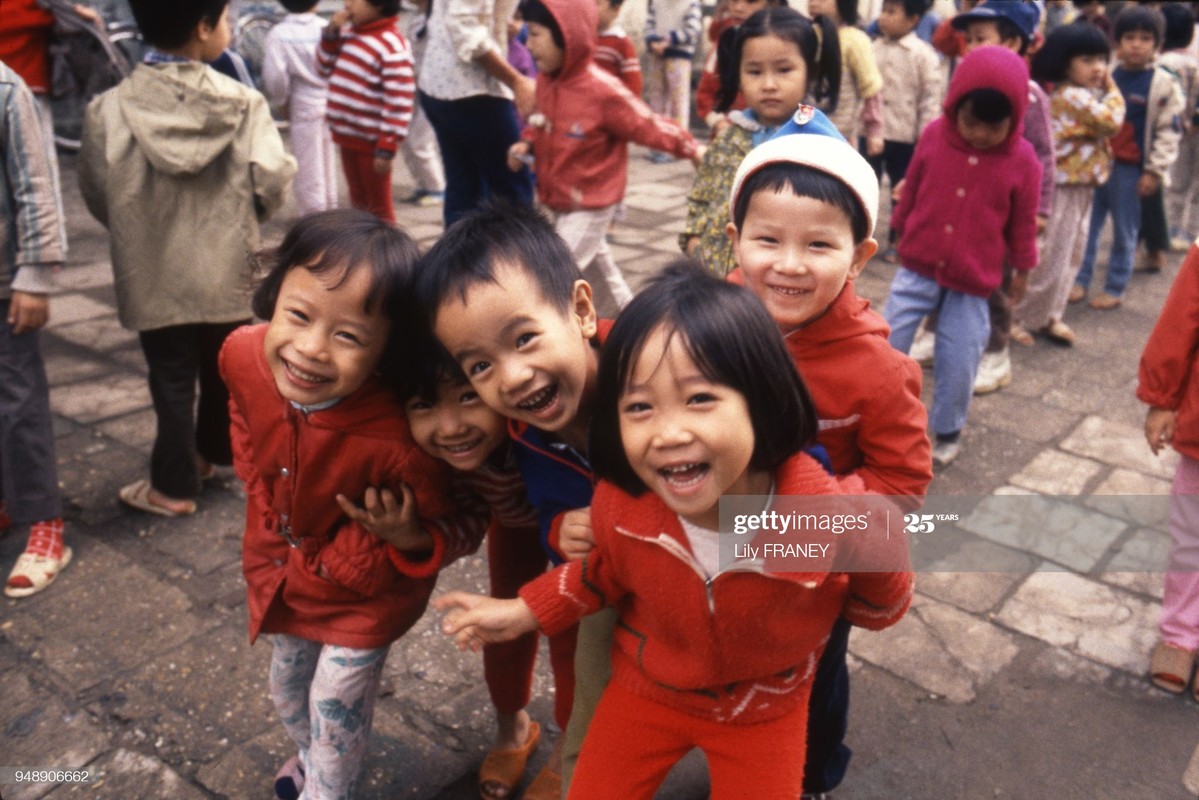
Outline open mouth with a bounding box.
[284,359,331,386]
[769,284,811,298]
[517,384,558,414]
[658,462,710,488]
[441,436,485,456]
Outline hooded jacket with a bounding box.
[521,0,698,211]
[79,62,295,331]
[892,46,1041,298]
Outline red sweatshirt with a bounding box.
[595,28,643,96]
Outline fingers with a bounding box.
[335,493,369,523]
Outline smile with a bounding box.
[769,285,811,297]
[517,384,558,413]
[658,462,710,487]
[284,359,331,385]
[441,437,484,455]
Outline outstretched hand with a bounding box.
[1145,407,1177,455]
[336,484,430,551]
[433,592,539,651]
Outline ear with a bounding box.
[571,279,599,338]
[847,238,878,281]
[725,221,741,253]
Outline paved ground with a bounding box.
[2,144,1198,800]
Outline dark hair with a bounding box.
[601,0,627,8]
[129,0,229,49]
[884,0,931,20]
[520,0,566,50]
[732,162,869,242]
[1113,4,1164,46]
[251,208,418,322]
[1030,21,1111,83]
[833,0,859,27]
[964,16,1030,54]
[956,87,1013,123]
[389,329,469,403]
[590,260,816,496]
[415,200,582,327]
[279,0,320,11]
[717,7,841,114]
[366,0,402,15]
[1162,2,1196,51]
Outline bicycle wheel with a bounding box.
[234,10,280,90]
[51,22,142,153]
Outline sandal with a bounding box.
[1149,640,1195,695]
[522,760,562,800]
[479,721,541,799]
[1040,320,1075,347]
[118,479,196,517]
[274,754,305,800]
[1089,292,1121,310]
[5,546,72,598]
[1010,324,1034,347]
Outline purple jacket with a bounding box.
[893,46,1041,298]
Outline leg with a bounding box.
[1139,184,1169,259]
[883,267,941,355]
[138,325,202,501]
[303,643,390,799]
[419,91,482,227]
[1076,183,1109,292]
[1161,454,1199,653]
[704,697,808,799]
[554,207,631,309]
[342,148,396,224]
[645,55,668,116]
[560,608,616,792]
[568,681,691,800]
[465,96,533,212]
[269,634,322,758]
[930,290,990,437]
[1168,132,1199,241]
[340,146,371,215]
[882,141,915,244]
[985,271,1011,354]
[400,98,446,194]
[1017,185,1090,329]
[665,56,691,130]
[1103,163,1144,297]
[800,617,852,795]
[195,322,244,469]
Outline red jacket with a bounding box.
[694,16,743,123]
[1138,243,1199,461]
[595,29,642,97]
[892,46,1041,297]
[221,324,480,649]
[727,276,932,497]
[0,0,55,93]
[520,452,913,724]
[523,0,698,211]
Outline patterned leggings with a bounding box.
[269,635,390,800]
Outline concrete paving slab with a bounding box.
[1102,527,1170,600]
[92,410,156,452]
[44,294,114,328]
[1085,467,1172,530]
[49,315,139,356]
[996,572,1159,674]
[45,748,208,800]
[49,375,150,425]
[916,539,1036,613]
[1008,450,1103,495]
[1061,415,1179,480]
[959,494,1128,572]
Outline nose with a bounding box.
[293,325,326,360]
[436,411,469,438]
[499,357,535,396]
[650,418,695,449]
[774,244,807,276]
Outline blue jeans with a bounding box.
[418,91,533,228]
[1077,161,1142,297]
[885,268,990,437]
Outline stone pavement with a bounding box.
[2,146,1197,800]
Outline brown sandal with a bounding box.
[478,721,541,800]
[1149,640,1195,695]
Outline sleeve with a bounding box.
[78,96,110,228]
[246,92,297,221]
[1004,147,1042,272]
[375,42,416,154]
[602,85,699,161]
[669,0,703,50]
[860,92,883,140]
[890,131,929,234]
[445,0,504,64]
[220,338,277,538]
[620,39,644,97]
[916,47,943,136]
[1056,83,1125,139]
[316,27,341,77]
[5,76,66,271]
[852,358,934,498]
[680,128,733,250]
[1145,69,1186,181]
[843,568,914,630]
[645,0,660,43]
[1137,246,1199,410]
[1025,87,1056,217]
[260,29,291,111]
[931,18,965,59]
[846,33,884,100]
[695,63,721,122]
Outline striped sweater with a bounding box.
[317,16,414,156]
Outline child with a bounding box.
[79,0,295,518]
[1013,22,1124,347]
[1161,3,1199,252]
[1140,241,1199,701]
[1073,0,1112,44]
[1073,5,1184,310]
[262,0,339,215]
[415,202,609,797]
[594,0,642,96]
[0,63,71,599]
[693,0,773,132]
[396,347,550,800]
[317,0,414,224]
[871,0,944,262]
[682,7,841,276]
[809,0,884,150]
[509,0,700,309]
[397,0,447,206]
[883,45,1042,467]
[435,261,913,799]
[726,109,932,795]
[644,0,702,162]
[221,209,486,799]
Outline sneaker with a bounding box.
[908,328,935,365]
[973,348,1011,395]
[5,518,69,598]
[1040,319,1075,346]
[1068,284,1086,304]
[1089,292,1121,310]
[405,189,444,207]
[932,438,961,467]
[1171,234,1194,253]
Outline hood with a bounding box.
[725,276,884,346]
[542,0,598,79]
[117,62,248,176]
[941,45,1029,151]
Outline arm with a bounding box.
[669,0,703,52]
[1057,79,1125,138]
[890,132,928,235]
[374,44,417,157]
[1004,149,1043,273]
[1025,86,1056,219]
[246,93,297,221]
[1143,69,1186,184]
[680,128,735,253]
[443,0,536,116]
[915,47,943,137]
[260,30,291,112]
[316,14,346,78]
[603,86,700,163]
[850,359,933,498]
[1137,247,1199,413]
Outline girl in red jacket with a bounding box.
[1139,243,1199,699]
[436,261,912,799]
[219,210,485,800]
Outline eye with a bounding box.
[407,399,433,412]
[687,392,717,405]
[621,401,651,414]
[459,389,481,405]
[467,360,491,377]
[287,308,310,323]
[335,331,364,345]
[515,332,536,348]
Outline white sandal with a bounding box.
[5,546,72,598]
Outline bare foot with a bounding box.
[147,487,197,515]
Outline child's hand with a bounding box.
[328,10,349,31]
[865,136,884,157]
[513,75,537,120]
[336,485,432,551]
[891,178,905,203]
[1145,408,1177,455]
[1036,214,1048,236]
[558,507,595,561]
[649,41,668,56]
[1137,172,1161,198]
[372,156,393,176]
[507,141,533,173]
[8,291,48,335]
[434,592,539,651]
[684,235,701,257]
[689,144,707,167]
[1008,271,1029,306]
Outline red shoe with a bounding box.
[5,518,70,598]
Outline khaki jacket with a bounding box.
[874,32,943,144]
[79,62,295,331]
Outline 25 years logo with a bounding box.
[903,513,959,534]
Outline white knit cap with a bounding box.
[729,105,879,235]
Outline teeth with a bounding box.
[659,463,708,487]
[286,360,329,383]
[444,439,482,454]
[772,286,807,296]
[518,385,555,411]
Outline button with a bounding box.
[281,468,289,478]
[968,156,979,166]
[937,260,946,268]
[281,513,290,523]
[956,187,966,198]
[273,559,284,567]
[945,224,954,233]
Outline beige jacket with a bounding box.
[79,62,295,331]
[874,31,943,144]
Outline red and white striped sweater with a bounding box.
[317,16,413,156]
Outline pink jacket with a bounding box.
[892,46,1042,297]
[522,0,698,211]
